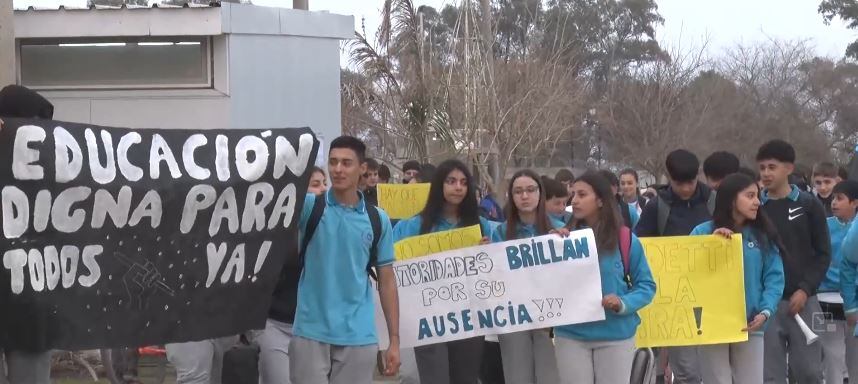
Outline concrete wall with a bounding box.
[15,4,352,161]
[226,33,342,151]
[42,89,230,129]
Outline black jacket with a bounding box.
[364,186,378,207]
[763,186,831,298]
[635,182,714,237]
[816,193,833,217]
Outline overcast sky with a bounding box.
[15,0,858,58]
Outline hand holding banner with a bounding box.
[378,229,605,349]
[0,118,318,351]
[635,235,747,348]
[377,183,430,219]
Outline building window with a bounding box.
[19,37,212,90]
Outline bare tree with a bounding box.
[719,39,834,164]
[600,42,712,177]
[446,0,588,191]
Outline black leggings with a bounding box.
[415,337,485,384]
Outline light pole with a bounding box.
[0,0,14,86]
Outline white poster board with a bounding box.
[376,229,605,348]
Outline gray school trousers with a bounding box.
[498,329,559,384]
[0,350,52,384]
[848,321,858,382]
[257,319,294,384]
[818,316,858,384]
[554,337,636,384]
[698,335,764,384]
[666,346,700,384]
[166,336,239,384]
[288,335,378,384]
[763,297,824,384]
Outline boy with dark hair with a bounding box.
[555,169,576,201]
[261,136,401,384]
[0,85,54,384]
[840,182,858,382]
[363,158,380,207]
[542,176,571,224]
[703,151,740,190]
[818,180,858,384]
[636,149,715,238]
[756,139,830,384]
[378,164,391,184]
[812,162,838,216]
[737,166,761,187]
[636,149,714,384]
[838,166,849,182]
[402,160,421,184]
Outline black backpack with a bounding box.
[268,194,383,324]
[298,195,383,280]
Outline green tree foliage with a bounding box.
[819,0,858,58]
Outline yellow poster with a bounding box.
[377,183,431,219]
[394,225,483,261]
[635,235,747,348]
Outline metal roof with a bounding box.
[14,1,354,40]
[14,2,223,11]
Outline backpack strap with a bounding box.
[366,204,383,281]
[656,195,670,236]
[620,200,633,228]
[706,190,717,215]
[619,226,633,289]
[297,195,326,273]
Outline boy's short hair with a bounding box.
[737,166,759,181]
[703,151,740,181]
[838,166,849,181]
[832,180,858,201]
[555,169,575,184]
[330,136,367,162]
[403,160,422,173]
[364,158,380,171]
[541,176,569,199]
[378,164,391,181]
[598,169,620,188]
[665,149,700,182]
[0,85,54,119]
[812,162,837,178]
[756,140,796,164]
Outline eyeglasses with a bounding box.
[445,177,468,187]
[513,186,539,196]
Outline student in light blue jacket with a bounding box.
[815,180,858,384]
[835,180,858,382]
[690,173,785,384]
[393,159,491,384]
[552,171,656,384]
[490,169,565,384]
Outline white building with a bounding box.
[12,2,352,159]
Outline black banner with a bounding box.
[0,118,317,351]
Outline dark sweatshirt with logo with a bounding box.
[762,185,831,299]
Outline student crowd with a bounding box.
[1,85,858,384]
